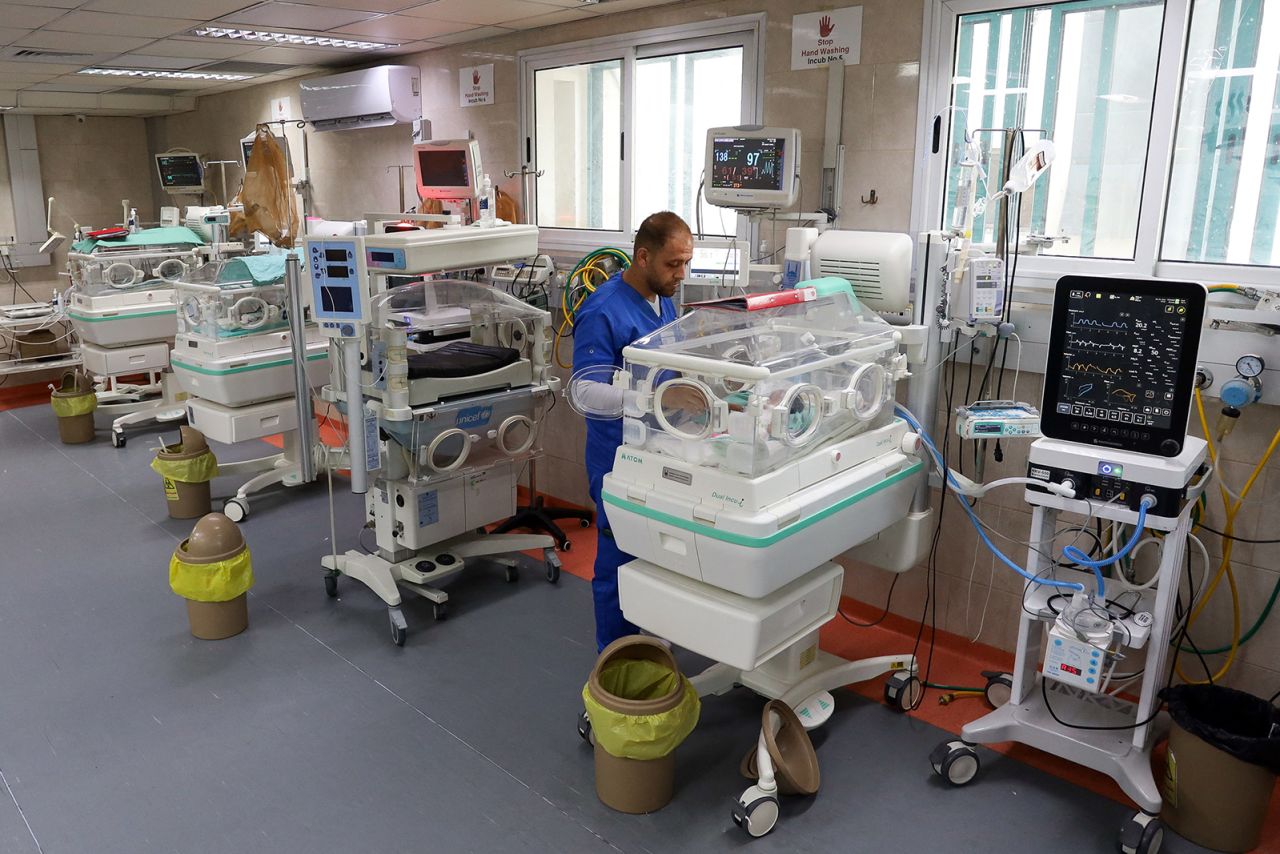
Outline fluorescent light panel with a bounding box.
[78,68,254,80]
[189,26,397,51]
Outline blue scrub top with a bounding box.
[572,271,677,478]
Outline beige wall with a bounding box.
[16,115,157,301]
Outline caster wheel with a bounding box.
[579,518,591,528]
[559,539,573,552]
[885,670,923,712]
[982,671,1013,709]
[433,602,448,621]
[929,740,980,787]
[504,565,519,583]
[388,608,407,647]
[543,549,561,583]
[731,787,780,838]
[1119,814,1164,854]
[577,710,592,744]
[323,573,338,598]
[222,498,248,523]
[111,431,125,448]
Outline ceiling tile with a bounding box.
[401,0,561,26]
[586,0,679,11]
[506,6,598,29]
[218,2,378,29]
[421,25,510,46]
[140,38,262,59]
[110,54,207,70]
[0,4,68,28]
[232,44,364,64]
[0,27,31,46]
[0,60,85,74]
[333,13,470,40]
[2,71,60,84]
[26,79,124,93]
[44,11,203,39]
[0,0,81,8]
[81,0,262,17]
[15,30,154,54]
[296,0,423,10]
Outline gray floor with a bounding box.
[0,405,1216,854]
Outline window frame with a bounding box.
[911,0,1279,290]
[518,14,764,253]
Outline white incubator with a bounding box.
[576,278,921,599]
[171,255,329,408]
[67,242,203,348]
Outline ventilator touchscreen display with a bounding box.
[1054,287,1190,431]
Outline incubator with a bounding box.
[67,244,203,348]
[170,256,329,408]
[602,280,902,477]
[583,281,920,599]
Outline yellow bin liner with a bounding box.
[50,393,97,417]
[151,450,218,484]
[582,658,700,760]
[170,548,254,603]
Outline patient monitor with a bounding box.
[414,139,483,201]
[704,126,801,209]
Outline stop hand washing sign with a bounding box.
[791,6,863,70]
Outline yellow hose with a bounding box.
[1179,388,1280,683]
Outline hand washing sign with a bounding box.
[459,64,494,107]
[791,6,862,70]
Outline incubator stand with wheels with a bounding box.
[574,279,932,835]
[320,278,562,646]
[170,257,334,522]
[66,245,206,444]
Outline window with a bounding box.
[1162,0,1280,266]
[520,17,762,247]
[919,0,1280,283]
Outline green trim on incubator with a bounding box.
[601,461,923,548]
[67,308,177,322]
[170,352,327,376]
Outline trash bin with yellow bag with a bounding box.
[49,370,97,445]
[151,426,218,519]
[581,636,700,814]
[170,512,253,640]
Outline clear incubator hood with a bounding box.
[570,279,907,478]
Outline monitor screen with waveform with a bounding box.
[1056,287,1190,431]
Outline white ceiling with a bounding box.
[0,0,677,115]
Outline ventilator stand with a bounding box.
[929,495,1198,854]
[489,458,593,551]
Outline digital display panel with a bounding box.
[417,149,470,188]
[320,286,354,314]
[1054,288,1189,430]
[325,265,350,279]
[1041,276,1206,456]
[324,248,348,263]
[156,155,203,188]
[370,251,396,263]
[709,136,785,191]
[1060,664,1082,676]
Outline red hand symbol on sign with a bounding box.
[819,15,835,37]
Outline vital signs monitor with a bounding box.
[703,126,801,209]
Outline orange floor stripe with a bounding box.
[0,381,53,412]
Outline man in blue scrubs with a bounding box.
[573,211,693,651]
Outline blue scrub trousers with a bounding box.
[589,468,639,651]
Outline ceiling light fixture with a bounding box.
[78,68,254,81]
[188,26,398,51]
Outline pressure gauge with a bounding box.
[1236,354,1265,378]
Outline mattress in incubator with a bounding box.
[171,337,329,407]
[601,419,922,598]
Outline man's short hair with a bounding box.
[633,211,691,257]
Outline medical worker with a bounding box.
[573,211,693,650]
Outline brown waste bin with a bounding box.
[152,426,217,519]
[169,513,252,640]
[1161,684,1279,852]
[584,636,699,814]
[48,370,96,444]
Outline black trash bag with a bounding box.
[1160,684,1280,774]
